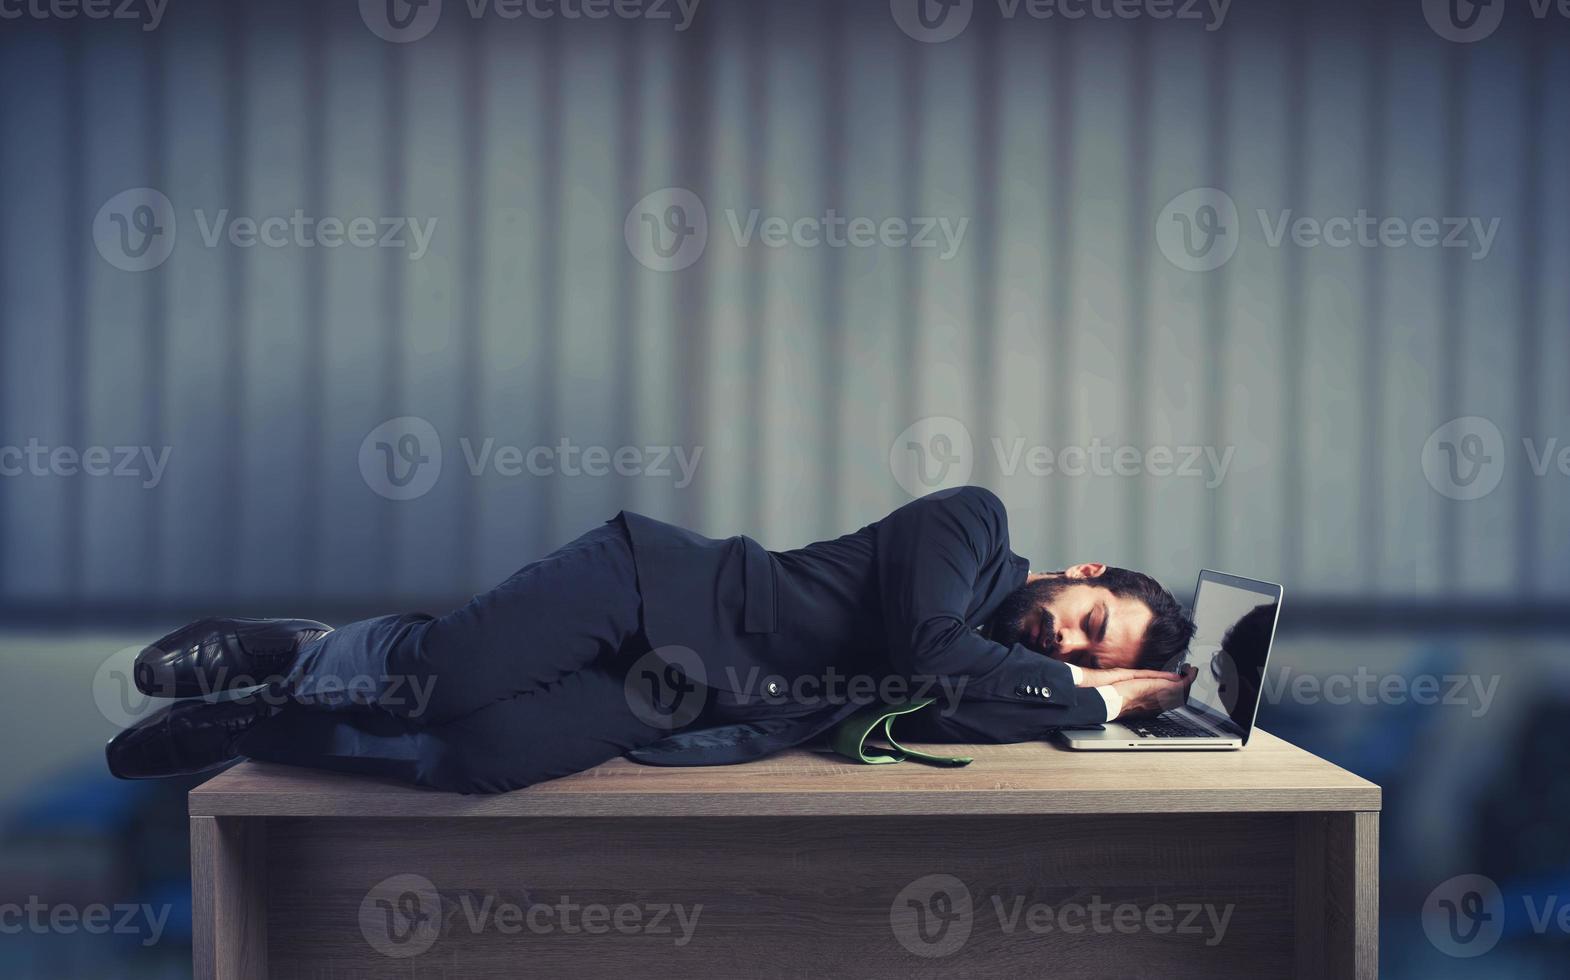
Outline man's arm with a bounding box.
[889,667,1194,745]
[874,486,1079,708]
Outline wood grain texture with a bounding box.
[263,813,1298,979]
[189,729,1380,817]
[1326,811,1380,979]
[190,816,268,980]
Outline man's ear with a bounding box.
[1063,563,1107,580]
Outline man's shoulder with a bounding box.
[872,487,1010,545]
[903,486,1007,521]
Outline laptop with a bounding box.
[1057,569,1282,751]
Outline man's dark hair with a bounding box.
[1096,566,1197,671]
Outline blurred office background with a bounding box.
[1,0,1567,975]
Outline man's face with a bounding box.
[986,567,1154,669]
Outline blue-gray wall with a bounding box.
[1,0,1566,618]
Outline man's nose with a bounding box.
[1056,626,1087,652]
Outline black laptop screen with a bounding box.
[1181,575,1280,734]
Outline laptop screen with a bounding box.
[1176,571,1281,736]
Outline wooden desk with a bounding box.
[189,730,1378,978]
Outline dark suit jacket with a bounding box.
[622,486,1109,765]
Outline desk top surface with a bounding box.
[189,729,1379,817]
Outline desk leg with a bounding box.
[1295,811,1378,979]
[191,815,269,980]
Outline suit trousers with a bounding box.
[236,517,680,794]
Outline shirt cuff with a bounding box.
[1066,663,1084,685]
[1095,685,1123,722]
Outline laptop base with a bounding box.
[1056,722,1243,751]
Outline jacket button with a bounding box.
[766,681,781,696]
[1040,688,1051,698]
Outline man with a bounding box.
[107,487,1197,794]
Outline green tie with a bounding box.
[826,698,973,768]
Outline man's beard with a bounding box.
[985,578,1073,658]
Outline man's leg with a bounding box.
[281,516,641,726]
[238,651,674,794]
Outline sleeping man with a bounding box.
[107,487,1198,794]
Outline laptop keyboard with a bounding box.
[1131,717,1217,739]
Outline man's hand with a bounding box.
[1107,666,1198,720]
[1073,666,1186,689]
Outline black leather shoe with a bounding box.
[106,695,276,780]
[134,618,333,698]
